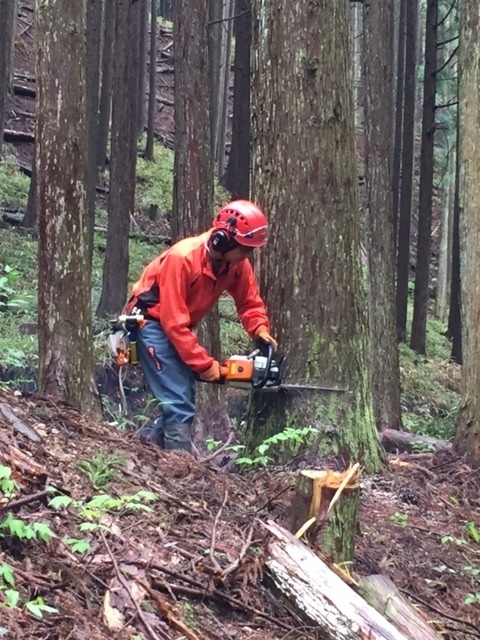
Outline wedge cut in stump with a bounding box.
[359,574,444,639]
[265,521,408,640]
[290,464,361,566]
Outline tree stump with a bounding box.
[290,464,361,566]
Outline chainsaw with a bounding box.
[219,343,286,390]
[218,342,348,393]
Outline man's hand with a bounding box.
[254,325,278,352]
[198,360,221,382]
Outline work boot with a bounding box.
[137,419,165,448]
[163,423,192,453]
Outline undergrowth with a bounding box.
[0,146,461,441]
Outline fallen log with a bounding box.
[290,465,361,566]
[264,520,408,640]
[3,128,35,143]
[380,429,452,453]
[359,575,443,639]
[0,431,46,480]
[13,84,36,98]
[0,403,42,442]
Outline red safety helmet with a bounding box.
[213,200,268,248]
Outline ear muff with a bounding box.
[210,229,237,254]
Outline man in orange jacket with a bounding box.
[125,200,277,453]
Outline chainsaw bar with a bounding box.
[279,383,349,393]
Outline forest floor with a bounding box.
[1,384,480,640]
[1,4,480,640]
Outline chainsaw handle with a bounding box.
[252,341,274,389]
[219,365,229,379]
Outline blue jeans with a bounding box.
[137,320,196,450]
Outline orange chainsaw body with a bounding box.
[220,356,255,382]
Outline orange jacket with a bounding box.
[126,231,270,372]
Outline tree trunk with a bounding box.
[359,575,444,640]
[265,521,409,640]
[96,0,138,318]
[86,0,103,262]
[220,0,251,199]
[22,146,36,230]
[363,0,402,430]
[97,0,115,172]
[36,0,99,414]
[172,0,224,414]
[410,0,438,354]
[447,139,461,364]
[392,0,406,243]
[145,0,157,161]
[0,0,16,158]
[250,0,382,472]
[435,166,454,323]
[215,0,234,179]
[454,1,480,464]
[137,0,148,138]
[396,0,419,342]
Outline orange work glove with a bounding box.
[198,360,221,382]
[254,325,278,352]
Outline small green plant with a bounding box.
[390,512,409,527]
[24,597,58,618]
[77,452,126,490]
[465,521,480,544]
[0,465,17,498]
[233,426,317,468]
[464,592,480,606]
[0,513,56,542]
[441,535,467,546]
[0,266,31,315]
[205,438,222,452]
[410,440,436,453]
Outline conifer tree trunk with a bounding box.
[86,0,103,261]
[448,129,461,364]
[97,0,115,172]
[221,0,251,199]
[392,0,406,242]
[0,0,16,158]
[454,0,480,462]
[250,0,382,472]
[396,0,419,341]
[97,0,138,317]
[145,0,157,161]
[410,0,439,354]
[364,0,401,430]
[172,0,213,240]
[172,0,223,412]
[36,0,99,413]
[137,0,148,137]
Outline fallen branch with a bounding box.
[131,575,202,640]
[222,524,254,577]
[101,531,167,640]
[210,487,228,572]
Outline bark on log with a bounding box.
[290,465,361,566]
[359,575,443,639]
[265,520,408,640]
[380,429,452,453]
